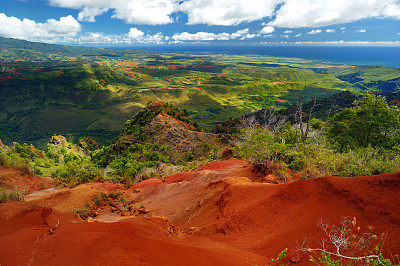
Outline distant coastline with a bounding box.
[113,45,400,68]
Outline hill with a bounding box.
[88,101,232,185]
[110,101,229,164]
[0,36,150,62]
[212,90,358,134]
[320,65,400,92]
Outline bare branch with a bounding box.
[294,217,396,266]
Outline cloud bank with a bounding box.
[0,13,81,42]
[47,0,400,27]
[171,28,256,41]
[269,0,400,28]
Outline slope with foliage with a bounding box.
[322,65,400,92]
[328,93,400,151]
[234,93,400,181]
[92,101,229,186]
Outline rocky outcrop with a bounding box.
[112,102,234,164]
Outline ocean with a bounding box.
[119,45,400,68]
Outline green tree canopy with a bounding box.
[327,93,400,151]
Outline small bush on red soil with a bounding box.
[271,248,288,265]
[0,188,25,204]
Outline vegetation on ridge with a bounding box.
[235,93,400,181]
[1,92,399,189]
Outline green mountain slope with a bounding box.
[0,37,399,147]
[320,65,400,92]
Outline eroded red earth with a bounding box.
[0,159,399,265]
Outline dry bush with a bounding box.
[296,217,398,265]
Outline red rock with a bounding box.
[290,256,301,263]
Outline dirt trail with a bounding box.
[0,159,399,265]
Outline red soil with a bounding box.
[1,160,400,265]
[0,167,55,193]
[274,98,288,103]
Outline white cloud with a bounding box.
[78,32,126,44]
[281,34,289,38]
[307,29,322,34]
[292,40,400,46]
[284,30,293,34]
[295,33,302,37]
[49,0,177,25]
[261,40,400,46]
[127,28,166,44]
[78,7,109,22]
[172,32,216,41]
[49,0,281,26]
[48,0,400,28]
[241,34,256,40]
[260,26,275,34]
[77,29,166,45]
[172,31,229,41]
[179,0,280,25]
[142,32,165,44]
[398,33,400,35]
[112,0,175,25]
[357,29,367,33]
[128,27,145,39]
[0,13,81,42]
[269,0,400,28]
[326,29,335,33]
[231,28,249,39]
[171,28,255,41]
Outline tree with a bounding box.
[235,128,287,174]
[295,84,319,142]
[327,93,400,151]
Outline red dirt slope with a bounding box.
[126,160,400,261]
[0,167,55,193]
[0,159,399,265]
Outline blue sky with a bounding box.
[0,0,399,46]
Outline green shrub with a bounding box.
[310,117,324,130]
[161,145,170,152]
[73,209,90,220]
[109,155,157,180]
[236,128,288,164]
[0,153,7,166]
[0,188,25,204]
[286,151,306,171]
[279,123,299,145]
[149,151,162,162]
[327,93,400,151]
[13,143,38,160]
[203,141,211,153]
[51,158,101,186]
[32,167,43,176]
[272,161,291,181]
[186,151,194,161]
[271,248,287,265]
[91,146,112,167]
